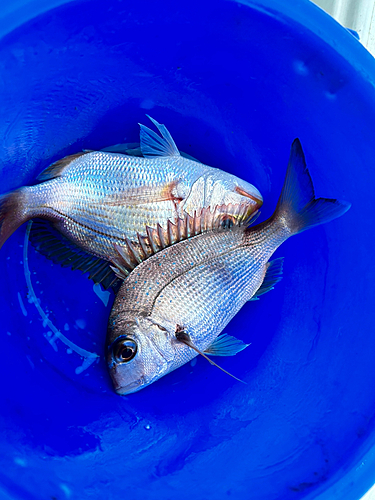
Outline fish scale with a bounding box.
[115,228,244,315]
[0,117,263,289]
[112,227,270,374]
[106,139,351,395]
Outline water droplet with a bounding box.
[75,319,86,329]
[325,90,337,100]
[140,99,155,110]
[293,59,309,76]
[14,457,27,467]
[60,483,72,498]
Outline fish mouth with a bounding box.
[213,201,260,228]
[235,185,263,208]
[113,379,144,395]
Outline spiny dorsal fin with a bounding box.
[157,223,167,249]
[137,232,151,260]
[110,263,130,281]
[250,257,284,301]
[125,237,143,265]
[36,152,86,182]
[146,225,161,254]
[112,237,147,278]
[112,203,256,279]
[139,115,180,157]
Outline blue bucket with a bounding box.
[1,1,374,499]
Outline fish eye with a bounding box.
[112,338,138,363]
[220,215,235,229]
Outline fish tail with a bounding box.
[272,139,351,235]
[0,188,29,249]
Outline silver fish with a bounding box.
[0,116,262,289]
[106,139,350,395]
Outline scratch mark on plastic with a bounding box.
[17,292,28,316]
[60,483,72,498]
[23,222,99,373]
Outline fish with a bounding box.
[0,116,263,289]
[105,139,351,395]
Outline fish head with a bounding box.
[106,316,176,395]
[183,171,263,224]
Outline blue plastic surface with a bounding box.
[1,1,375,499]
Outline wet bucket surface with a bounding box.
[1,1,375,499]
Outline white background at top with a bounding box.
[312,0,375,54]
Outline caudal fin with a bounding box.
[274,139,351,234]
[0,189,28,249]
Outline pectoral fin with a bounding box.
[175,327,246,383]
[204,334,249,356]
[99,181,183,207]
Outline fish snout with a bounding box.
[204,175,263,220]
[113,378,144,395]
[110,364,145,395]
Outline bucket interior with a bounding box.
[1,1,375,499]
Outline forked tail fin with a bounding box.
[0,189,28,249]
[273,139,351,234]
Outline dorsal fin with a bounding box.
[98,142,200,162]
[29,219,121,291]
[139,115,180,157]
[112,203,256,279]
[99,143,142,155]
[36,152,86,182]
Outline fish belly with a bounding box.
[52,199,180,261]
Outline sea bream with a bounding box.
[106,139,351,395]
[0,117,262,289]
